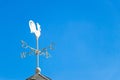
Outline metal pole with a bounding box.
[36,37,39,67]
[36,37,41,74]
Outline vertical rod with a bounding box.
[36,37,39,67]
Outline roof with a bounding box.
[26,73,51,80]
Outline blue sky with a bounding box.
[0,0,120,80]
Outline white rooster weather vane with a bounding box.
[21,20,54,74]
[29,20,41,38]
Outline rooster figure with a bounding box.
[29,20,41,38]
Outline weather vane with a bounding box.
[21,20,54,74]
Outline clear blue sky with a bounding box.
[0,0,120,80]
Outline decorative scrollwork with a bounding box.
[21,40,54,58]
